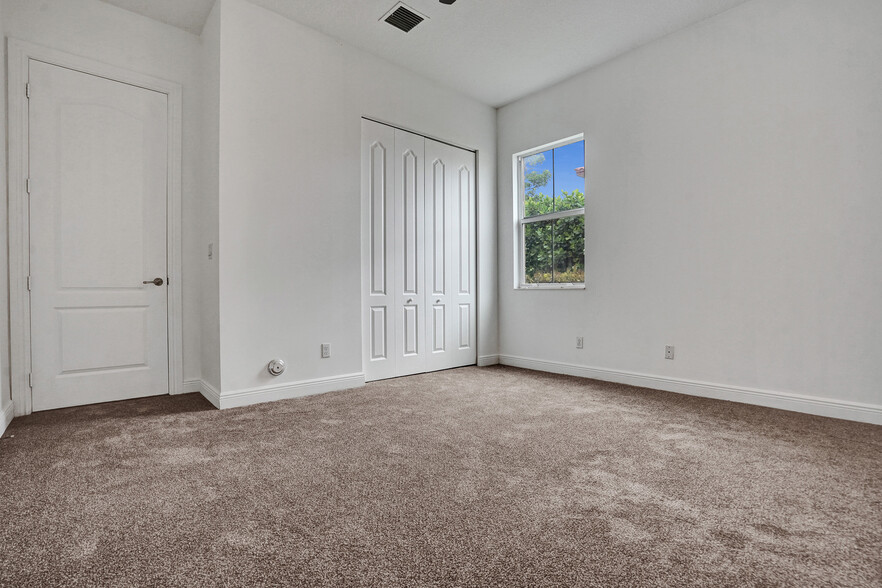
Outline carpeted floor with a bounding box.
[0,366,879,587]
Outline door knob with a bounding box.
[406,298,413,304]
[143,277,164,286]
[436,299,441,304]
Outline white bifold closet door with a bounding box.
[362,119,476,381]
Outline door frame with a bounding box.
[7,38,184,416]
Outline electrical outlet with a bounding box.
[665,345,675,360]
[576,337,584,349]
[321,343,330,359]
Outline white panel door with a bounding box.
[393,129,427,377]
[28,60,170,411]
[361,120,397,381]
[425,139,477,371]
[426,152,449,367]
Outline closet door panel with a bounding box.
[425,149,449,368]
[453,160,477,360]
[362,120,397,381]
[425,139,477,371]
[393,129,427,376]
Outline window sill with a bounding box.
[516,283,585,290]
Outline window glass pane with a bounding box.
[523,149,553,218]
[553,140,585,213]
[553,216,584,283]
[524,220,553,283]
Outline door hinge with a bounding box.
[27,178,31,194]
[26,83,30,99]
[27,275,31,291]
[28,373,33,388]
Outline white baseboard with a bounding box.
[498,355,882,425]
[1,401,14,438]
[212,373,365,410]
[199,380,221,409]
[477,354,500,367]
[178,379,202,395]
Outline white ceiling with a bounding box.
[98,0,216,36]
[99,0,752,107]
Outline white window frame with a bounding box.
[513,134,586,290]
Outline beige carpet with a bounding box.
[0,366,879,587]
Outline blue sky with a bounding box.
[525,140,585,199]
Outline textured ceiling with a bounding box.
[99,0,752,107]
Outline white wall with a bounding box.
[199,0,221,394]
[1,0,204,404]
[212,0,497,398]
[497,0,882,422]
[0,0,11,436]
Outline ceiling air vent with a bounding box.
[382,3,428,33]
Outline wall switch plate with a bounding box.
[321,343,330,359]
[576,337,584,349]
[665,345,675,360]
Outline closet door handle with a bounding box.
[406,298,413,304]
[436,299,441,304]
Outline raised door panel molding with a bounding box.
[402,149,420,296]
[458,304,471,350]
[431,159,446,297]
[433,305,446,352]
[458,166,472,295]
[369,141,388,295]
[370,306,388,360]
[403,304,419,356]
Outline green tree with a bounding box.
[523,155,585,283]
[524,154,551,201]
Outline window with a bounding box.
[514,135,585,288]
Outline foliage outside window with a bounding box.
[515,136,585,288]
